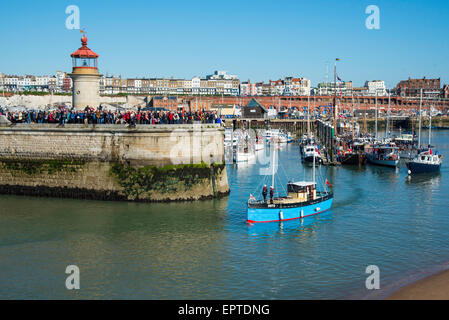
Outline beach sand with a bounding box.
[387,269,449,300]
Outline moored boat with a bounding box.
[365,144,400,167]
[407,149,442,174]
[339,151,366,166]
[302,145,322,164]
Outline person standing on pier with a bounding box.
[262,185,268,203]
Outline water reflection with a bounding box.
[405,172,442,185]
[247,211,333,238]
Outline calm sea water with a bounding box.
[0,130,448,299]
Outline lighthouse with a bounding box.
[69,34,101,110]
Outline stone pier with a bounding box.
[0,124,229,202]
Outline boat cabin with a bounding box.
[287,181,316,203]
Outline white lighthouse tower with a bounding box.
[69,34,101,110]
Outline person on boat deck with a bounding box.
[262,185,268,202]
[269,186,274,204]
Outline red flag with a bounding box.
[429,148,432,155]
[325,179,332,187]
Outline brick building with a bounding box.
[396,77,441,97]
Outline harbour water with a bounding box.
[0,130,448,299]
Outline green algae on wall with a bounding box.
[0,159,86,175]
[110,162,226,201]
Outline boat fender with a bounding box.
[300,209,304,218]
[279,211,284,221]
[315,207,320,212]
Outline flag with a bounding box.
[315,147,320,155]
[249,194,256,201]
[429,148,432,155]
[337,75,342,81]
[325,179,333,187]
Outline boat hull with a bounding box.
[407,161,441,174]
[366,154,399,167]
[340,153,366,166]
[247,195,333,223]
[303,155,322,164]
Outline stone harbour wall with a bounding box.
[0,124,229,202]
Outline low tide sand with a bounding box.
[387,268,449,300]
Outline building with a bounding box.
[62,77,73,92]
[241,98,268,119]
[206,70,237,80]
[316,81,353,96]
[443,84,449,99]
[69,34,102,109]
[240,80,256,96]
[267,77,311,96]
[97,72,240,96]
[365,80,387,96]
[396,77,441,98]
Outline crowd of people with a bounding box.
[0,105,223,126]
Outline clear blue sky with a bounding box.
[1,0,448,88]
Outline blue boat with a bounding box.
[407,113,443,174]
[247,182,333,223]
[407,149,442,174]
[365,144,400,168]
[247,143,333,223]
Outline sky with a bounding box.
[0,0,448,88]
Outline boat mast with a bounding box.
[418,88,422,149]
[351,91,354,141]
[313,145,316,185]
[333,59,338,137]
[272,141,276,191]
[428,102,432,147]
[387,90,391,139]
[307,94,310,138]
[375,92,378,140]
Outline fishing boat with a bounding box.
[277,134,288,144]
[394,133,415,145]
[407,148,442,174]
[365,144,400,167]
[407,103,443,174]
[265,129,280,142]
[302,145,322,164]
[338,150,366,165]
[247,142,333,223]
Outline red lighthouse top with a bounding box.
[71,35,99,58]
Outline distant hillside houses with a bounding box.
[1,70,447,99]
[0,71,72,93]
[100,71,240,96]
[240,77,311,97]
